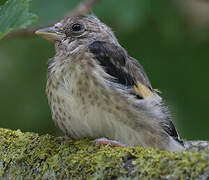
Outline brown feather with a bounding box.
[124,56,159,99]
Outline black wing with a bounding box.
[89,41,157,99]
[89,41,136,87]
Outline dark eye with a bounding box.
[71,23,83,32]
[63,23,85,37]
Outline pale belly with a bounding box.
[50,89,146,147]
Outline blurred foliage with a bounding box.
[0,0,209,140]
[0,0,38,40]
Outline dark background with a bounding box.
[0,0,209,140]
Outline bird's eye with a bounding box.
[71,23,83,32]
[63,23,85,37]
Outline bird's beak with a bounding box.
[35,26,64,42]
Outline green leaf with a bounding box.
[0,0,38,40]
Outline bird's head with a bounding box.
[36,15,118,54]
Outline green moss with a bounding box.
[0,128,208,179]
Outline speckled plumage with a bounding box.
[36,15,184,151]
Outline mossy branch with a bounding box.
[0,128,208,179]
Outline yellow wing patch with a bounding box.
[134,82,156,99]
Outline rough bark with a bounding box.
[0,128,208,179]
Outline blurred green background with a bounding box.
[0,0,209,140]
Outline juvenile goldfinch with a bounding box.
[36,15,184,152]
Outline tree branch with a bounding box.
[4,0,100,39]
[0,128,208,179]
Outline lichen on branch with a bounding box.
[0,128,208,179]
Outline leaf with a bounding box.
[0,0,38,40]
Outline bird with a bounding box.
[35,14,184,152]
